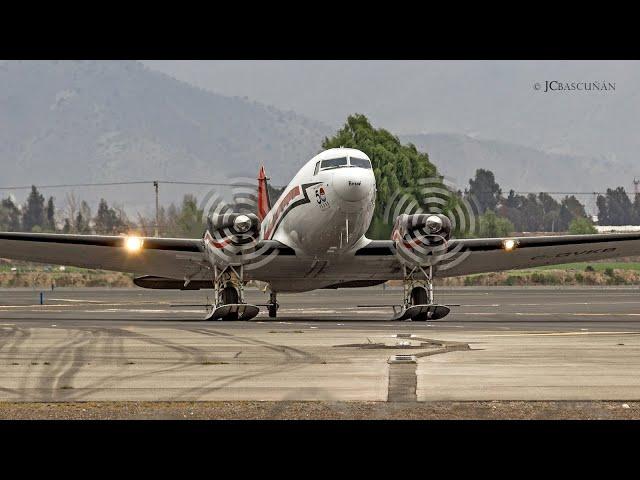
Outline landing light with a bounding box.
[125,236,144,252]
[503,239,517,252]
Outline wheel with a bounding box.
[410,286,428,306]
[222,286,239,321]
[268,304,277,318]
[410,286,429,321]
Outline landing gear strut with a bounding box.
[205,264,259,321]
[393,264,450,321]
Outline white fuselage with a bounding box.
[260,148,376,256]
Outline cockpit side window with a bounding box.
[350,157,372,169]
[314,161,320,175]
[320,157,348,170]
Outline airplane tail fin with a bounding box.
[257,165,271,220]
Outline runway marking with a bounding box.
[485,331,640,337]
[0,303,171,309]
[91,309,202,314]
[49,299,107,303]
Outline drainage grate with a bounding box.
[394,333,414,339]
[388,354,417,364]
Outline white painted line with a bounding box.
[485,331,640,337]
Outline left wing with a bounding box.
[354,233,640,278]
[0,232,206,279]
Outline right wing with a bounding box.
[353,233,640,279]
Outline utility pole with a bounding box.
[153,181,159,237]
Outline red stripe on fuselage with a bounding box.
[264,185,301,239]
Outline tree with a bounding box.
[177,195,205,238]
[22,186,45,232]
[569,217,597,234]
[478,209,514,238]
[468,169,501,214]
[94,198,126,234]
[322,114,439,238]
[597,187,634,225]
[633,193,640,224]
[0,197,21,231]
[45,196,56,232]
[74,201,92,234]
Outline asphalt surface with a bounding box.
[2,286,640,408]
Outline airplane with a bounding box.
[2,146,640,321]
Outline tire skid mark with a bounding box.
[172,328,324,400]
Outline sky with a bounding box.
[143,60,640,164]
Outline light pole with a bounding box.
[153,181,159,237]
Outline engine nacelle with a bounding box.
[204,213,263,268]
[207,213,261,240]
[392,213,452,243]
[391,213,452,265]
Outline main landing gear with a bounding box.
[205,264,259,321]
[393,264,451,321]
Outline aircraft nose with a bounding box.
[332,168,374,202]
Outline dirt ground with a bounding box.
[2,401,640,420]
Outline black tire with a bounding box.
[268,304,277,318]
[411,286,429,321]
[410,286,428,306]
[222,286,239,321]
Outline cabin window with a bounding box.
[350,157,372,169]
[320,157,348,170]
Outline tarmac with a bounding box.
[1,286,640,416]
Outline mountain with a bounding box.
[143,60,640,169]
[0,60,331,212]
[400,133,636,195]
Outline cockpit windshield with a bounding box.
[320,157,348,170]
[350,157,372,169]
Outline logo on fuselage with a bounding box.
[315,186,330,210]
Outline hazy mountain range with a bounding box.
[0,60,331,213]
[144,60,640,166]
[399,133,635,194]
[0,60,637,217]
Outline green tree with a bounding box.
[94,198,126,234]
[468,169,501,214]
[597,187,634,225]
[322,114,439,238]
[0,197,21,231]
[45,196,56,232]
[22,186,45,232]
[569,217,597,234]
[177,195,205,238]
[74,201,92,234]
[478,210,514,237]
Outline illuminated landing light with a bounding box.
[503,239,517,252]
[125,236,144,252]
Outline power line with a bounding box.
[0,180,255,191]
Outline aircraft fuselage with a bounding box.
[261,148,376,256]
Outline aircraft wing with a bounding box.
[354,233,640,278]
[0,232,207,280]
